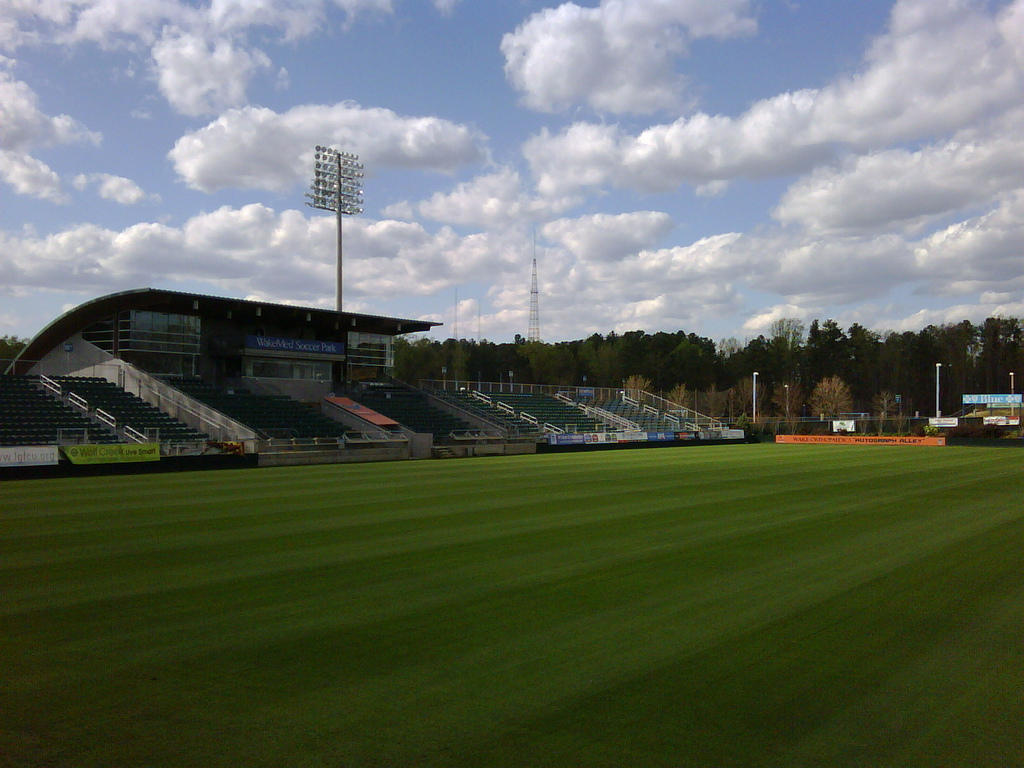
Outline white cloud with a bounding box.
[913,191,1024,293]
[0,205,522,306]
[5,0,391,50]
[206,0,324,40]
[0,66,97,202]
[542,211,674,262]
[65,0,194,47]
[481,231,748,339]
[742,304,814,335]
[524,0,1024,196]
[774,130,1024,234]
[152,32,271,117]
[432,0,459,16]
[72,172,155,204]
[501,0,755,114]
[0,149,66,202]
[413,167,578,228]
[0,70,99,152]
[2,1,393,116]
[169,102,486,192]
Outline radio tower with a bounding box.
[528,256,540,342]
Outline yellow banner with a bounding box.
[776,435,945,446]
[63,443,161,464]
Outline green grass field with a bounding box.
[2,444,1023,767]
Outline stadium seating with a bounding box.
[431,389,538,436]
[0,375,119,446]
[487,392,606,433]
[597,396,679,430]
[352,384,477,438]
[52,376,208,443]
[176,382,348,440]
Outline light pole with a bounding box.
[752,371,758,423]
[1012,372,1016,422]
[306,145,364,311]
[935,362,942,417]
[784,383,790,421]
[509,370,514,394]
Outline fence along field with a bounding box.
[2,445,1022,767]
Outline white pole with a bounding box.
[935,362,942,417]
[752,371,758,423]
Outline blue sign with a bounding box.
[577,387,595,398]
[647,432,675,441]
[962,393,1022,405]
[245,335,344,355]
[549,433,585,445]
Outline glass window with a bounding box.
[347,332,393,367]
[245,358,331,380]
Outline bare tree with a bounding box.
[810,376,853,418]
[873,390,898,422]
[771,382,804,420]
[666,383,691,409]
[733,376,768,419]
[623,374,653,398]
[702,387,728,418]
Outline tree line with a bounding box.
[394,317,1024,419]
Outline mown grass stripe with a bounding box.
[1,445,1021,767]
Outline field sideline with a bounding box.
[2,445,1023,767]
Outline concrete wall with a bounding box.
[30,333,110,377]
[433,441,537,458]
[258,443,408,466]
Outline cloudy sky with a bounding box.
[2,0,1024,344]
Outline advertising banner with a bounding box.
[647,432,676,441]
[548,434,584,445]
[983,415,1021,426]
[962,393,1022,405]
[577,387,595,398]
[776,435,945,446]
[0,445,59,467]
[63,443,161,464]
[618,430,648,443]
[245,335,344,356]
[929,417,959,428]
[832,419,856,432]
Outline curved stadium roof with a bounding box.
[7,287,439,374]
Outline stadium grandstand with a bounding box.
[2,287,739,473]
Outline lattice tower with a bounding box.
[528,257,540,342]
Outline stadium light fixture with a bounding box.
[306,145,364,311]
[935,362,942,417]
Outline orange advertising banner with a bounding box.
[776,435,945,446]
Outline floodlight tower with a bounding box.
[528,257,540,342]
[307,145,364,311]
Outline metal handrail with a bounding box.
[39,374,61,396]
[95,407,116,429]
[123,424,148,443]
[67,391,89,413]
